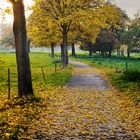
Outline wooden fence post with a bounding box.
[41,67,46,83]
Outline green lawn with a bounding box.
[71,52,140,103]
[0,52,72,102]
[71,53,140,70]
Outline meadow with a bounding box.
[71,52,140,103]
[0,52,72,102]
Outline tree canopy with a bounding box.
[28,0,124,66]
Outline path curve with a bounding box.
[22,60,140,139]
[67,60,109,90]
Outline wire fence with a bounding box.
[0,58,63,100]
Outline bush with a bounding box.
[122,70,140,82]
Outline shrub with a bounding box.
[122,70,140,82]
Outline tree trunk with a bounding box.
[117,49,120,56]
[62,24,68,67]
[127,46,130,58]
[51,43,55,58]
[89,48,92,56]
[61,43,64,60]
[72,43,76,57]
[101,49,104,56]
[121,49,124,56]
[12,0,33,97]
[88,42,93,56]
[108,50,112,57]
[108,45,113,57]
[28,39,31,53]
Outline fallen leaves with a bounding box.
[0,96,47,139]
[16,88,140,139]
[0,64,140,139]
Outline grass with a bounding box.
[71,52,140,104]
[71,53,140,70]
[0,52,72,102]
[0,52,72,139]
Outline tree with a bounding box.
[74,3,126,56]
[33,0,105,67]
[0,23,15,48]
[119,20,140,58]
[9,0,33,97]
[130,12,140,51]
[30,1,125,62]
[0,23,31,53]
[95,29,120,57]
[27,12,61,58]
[71,43,76,57]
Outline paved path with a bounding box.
[23,60,140,139]
[67,60,109,90]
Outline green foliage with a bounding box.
[118,13,140,55]
[121,70,140,82]
[110,72,140,103]
[95,29,120,55]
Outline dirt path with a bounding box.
[67,60,109,90]
[22,60,140,139]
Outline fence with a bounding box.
[0,59,62,100]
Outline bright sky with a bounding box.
[0,0,34,23]
[114,0,140,19]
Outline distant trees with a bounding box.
[119,12,140,57]
[96,29,120,57]
[0,23,15,48]
[80,29,120,57]
[129,13,140,53]
[81,7,140,57]
[79,4,127,57]
[119,30,133,57]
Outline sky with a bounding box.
[114,0,140,19]
[0,0,140,23]
[0,0,34,23]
